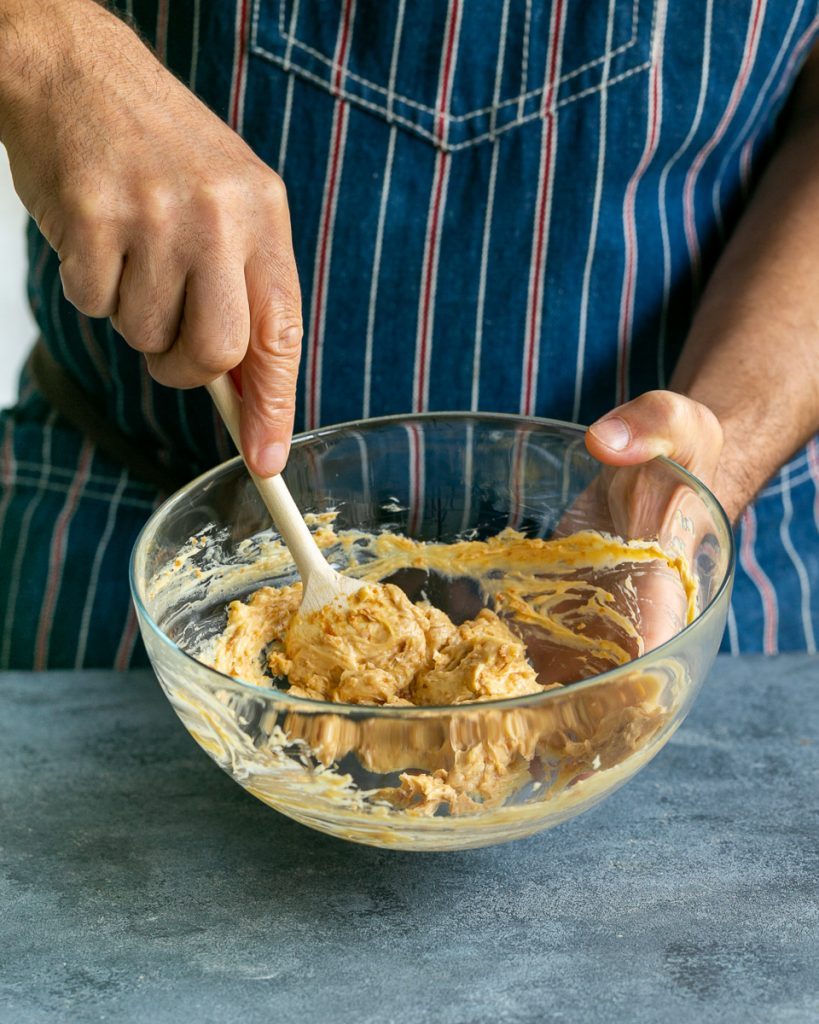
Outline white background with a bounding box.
[0,147,37,407]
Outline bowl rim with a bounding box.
[129,410,736,715]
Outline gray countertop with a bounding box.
[1,655,817,1024]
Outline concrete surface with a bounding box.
[0,654,817,1023]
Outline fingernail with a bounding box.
[589,416,631,452]
[254,442,288,477]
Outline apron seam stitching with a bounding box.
[254,0,648,123]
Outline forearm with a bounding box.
[672,47,819,523]
[0,2,115,132]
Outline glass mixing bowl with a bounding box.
[130,413,734,851]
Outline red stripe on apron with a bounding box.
[156,0,169,64]
[115,487,165,670]
[114,604,140,672]
[808,438,819,533]
[0,418,17,556]
[683,0,767,288]
[76,314,111,385]
[738,504,779,654]
[0,415,15,487]
[229,0,251,133]
[712,0,805,222]
[738,14,819,192]
[410,2,463,534]
[414,0,463,413]
[34,441,94,669]
[29,235,51,321]
[617,1,671,406]
[414,154,450,412]
[520,0,567,417]
[139,357,169,451]
[305,0,356,429]
[413,3,464,415]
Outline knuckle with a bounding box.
[194,178,241,222]
[58,258,83,301]
[35,202,64,250]
[643,388,678,414]
[114,309,169,354]
[144,352,186,390]
[76,291,110,318]
[253,398,297,436]
[143,352,168,385]
[641,389,687,432]
[259,172,288,208]
[195,341,241,377]
[259,392,296,420]
[139,187,179,233]
[195,175,237,204]
[195,199,235,248]
[259,311,303,360]
[59,260,107,317]
[112,318,141,350]
[694,398,722,439]
[62,190,122,243]
[61,188,106,228]
[110,313,135,347]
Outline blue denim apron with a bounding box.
[1,0,817,667]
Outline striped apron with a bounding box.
[1,0,817,668]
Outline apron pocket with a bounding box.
[250,0,658,151]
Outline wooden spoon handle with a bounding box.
[206,374,328,585]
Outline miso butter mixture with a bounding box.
[216,583,541,706]
[201,528,695,815]
[206,529,695,703]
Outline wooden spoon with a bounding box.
[206,374,364,615]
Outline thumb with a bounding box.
[240,268,303,477]
[585,390,723,484]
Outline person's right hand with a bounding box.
[0,0,301,476]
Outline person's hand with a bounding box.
[0,0,301,476]
[585,389,725,532]
[575,391,725,654]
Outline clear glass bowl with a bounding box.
[130,413,734,851]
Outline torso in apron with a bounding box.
[22,0,819,653]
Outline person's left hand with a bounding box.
[579,391,726,653]
[585,390,724,512]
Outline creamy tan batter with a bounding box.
[201,528,695,815]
